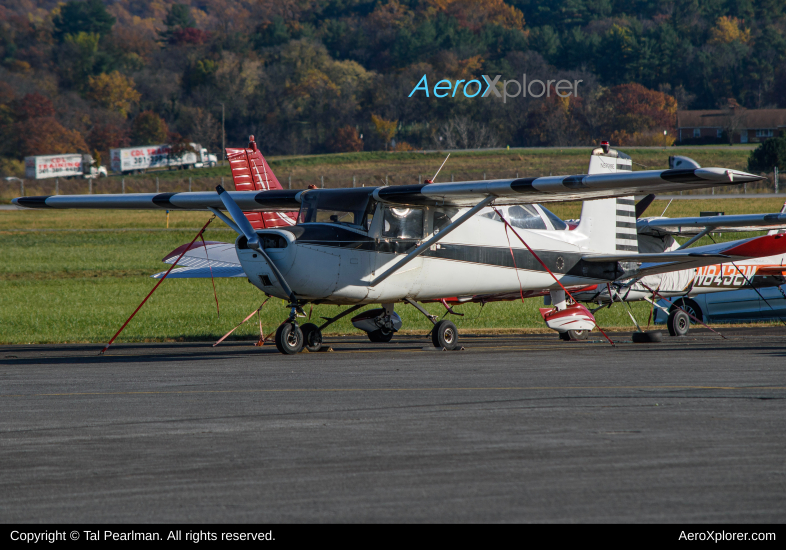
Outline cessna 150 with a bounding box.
[13,137,786,354]
[562,157,786,337]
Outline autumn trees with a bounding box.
[1,0,785,168]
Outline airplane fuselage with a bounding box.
[236,211,622,305]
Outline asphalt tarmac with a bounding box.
[1,327,785,523]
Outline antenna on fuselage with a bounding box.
[425,153,450,184]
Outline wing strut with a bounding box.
[676,227,711,250]
[369,195,495,287]
[208,206,241,234]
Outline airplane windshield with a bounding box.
[298,189,375,231]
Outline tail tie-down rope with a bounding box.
[492,207,615,346]
[99,216,215,355]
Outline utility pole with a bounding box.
[217,101,225,165]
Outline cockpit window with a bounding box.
[298,189,375,231]
[481,204,567,231]
[539,205,568,230]
[507,205,546,230]
[382,207,424,239]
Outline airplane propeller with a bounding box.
[215,185,298,304]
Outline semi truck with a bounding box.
[24,154,107,179]
[110,144,218,174]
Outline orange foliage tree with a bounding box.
[86,71,141,117]
[371,114,397,151]
[328,126,364,153]
[130,111,169,145]
[18,117,89,157]
[600,83,677,141]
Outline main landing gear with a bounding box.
[272,300,464,354]
[543,290,596,342]
[405,298,461,350]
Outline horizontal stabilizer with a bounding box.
[583,234,786,279]
[151,241,244,278]
[151,265,246,279]
[639,213,786,236]
[161,241,240,267]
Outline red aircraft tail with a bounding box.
[226,136,296,229]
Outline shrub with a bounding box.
[748,137,786,172]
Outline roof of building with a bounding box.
[678,109,786,129]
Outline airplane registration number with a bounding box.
[694,264,757,288]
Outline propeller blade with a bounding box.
[216,185,259,249]
[215,185,297,303]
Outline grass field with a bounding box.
[2,195,783,345]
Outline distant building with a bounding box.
[677,102,786,144]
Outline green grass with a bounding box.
[0,196,781,344]
[0,276,658,345]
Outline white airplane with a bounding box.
[13,137,786,354]
[567,156,786,336]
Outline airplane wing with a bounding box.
[12,167,763,210]
[13,189,301,211]
[582,234,786,279]
[151,241,246,279]
[638,213,786,236]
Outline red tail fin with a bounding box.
[226,136,296,229]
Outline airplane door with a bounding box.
[373,206,426,292]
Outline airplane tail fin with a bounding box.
[575,141,637,253]
[226,135,295,229]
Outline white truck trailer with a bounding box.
[110,144,218,174]
[24,154,107,179]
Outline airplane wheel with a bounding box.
[667,309,690,337]
[368,329,394,343]
[432,320,458,350]
[567,329,588,341]
[301,323,323,352]
[275,322,304,354]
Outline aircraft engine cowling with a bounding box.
[236,230,297,299]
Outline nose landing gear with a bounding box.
[275,322,304,354]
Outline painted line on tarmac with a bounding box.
[2,385,784,399]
